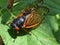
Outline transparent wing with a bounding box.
[22,10,44,28]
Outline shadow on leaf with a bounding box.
[7,24,39,40]
[53,27,60,43]
[8,28,32,39]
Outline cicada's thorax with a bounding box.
[10,11,31,30]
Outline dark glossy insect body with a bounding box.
[10,7,44,33]
[10,10,31,31]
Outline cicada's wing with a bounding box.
[15,7,32,18]
[22,10,44,28]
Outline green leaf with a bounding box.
[0,0,7,8]
[44,0,60,15]
[0,0,60,45]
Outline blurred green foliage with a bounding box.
[0,0,60,45]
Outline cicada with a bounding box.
[10,7,48,33]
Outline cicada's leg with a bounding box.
[22,28,31,35]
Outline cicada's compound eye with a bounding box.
[10,23,16,29]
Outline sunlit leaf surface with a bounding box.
[0,0,60,45]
